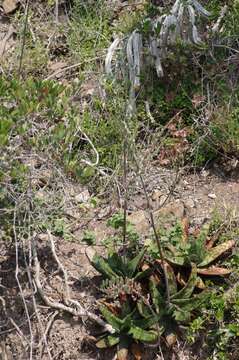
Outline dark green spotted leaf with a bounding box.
[96,335,120,348]
[126,249,145,278]
[99,305,123,332]
[171,264,197,300]
[128,326,160,343]
[198,240,235,267]
[91,254,119,279]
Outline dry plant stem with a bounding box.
[55,0,59,23]
[123,122,170,303]
[47,230,71,304]
[18,0,30,77]
[123,139,127,247]
[32,234,114,334]
[14,210,34,359]
[39,311,59,358]
[26,173,53,359]
[136,165,170,304]
[44,56,104,80]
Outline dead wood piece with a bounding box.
[32,233,114,334]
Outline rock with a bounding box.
[201,170,210,178]
[208,193,217,199]
[48,61,67,72]
[150,189,167,210]
[151,189,163,201]
[85,247,96,263]
[2,0,19,14]
[75,190,90,204]
[128,210,150,235]
[153,200,185,226]
[184,198,196,209]
[38,233,48,242]
[97,206,112,220]
[165,332,177,346]
[35,190,47,201]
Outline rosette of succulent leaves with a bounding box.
[105,0,212,116]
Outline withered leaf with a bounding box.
[198,240,236,267]
[197,266,233,276]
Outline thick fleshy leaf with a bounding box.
[96,335,120,348]
[126,249,145,278]
[108,253,125,276]
[137,299,152,319]
[100,300,120,316]
[149,279,165,314]
[100,305,123,332]
[206,226,225,249]
[197,266,233,276]
[192,0,211,17]
[156,260,178,295]
[195,277,206,289]
[134,267,154,281]
[172,291,209,311]
[173,308,191,322]
[172,264,197,300]
[166,261,178,295]
[133,313,162,330]
[198,240,236,268]
[128,326,160,342]
[91,254,119,279]
[164,246,187,266]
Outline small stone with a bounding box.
[166,332,177,346]
[184,198,196,209]
[154,200,185,221]
[48,61,67,72]
[208,193,217,199]
[35,190,47,201]
[128,210,149,235]
[151,189,163,201]
[2,0,18,14]
[38,233,48,242]
[75,190,90,203]
[201,170,210,178]
[85,247,96,263]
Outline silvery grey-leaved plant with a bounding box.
[105,0,213,116]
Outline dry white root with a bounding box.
[32,232,115,334]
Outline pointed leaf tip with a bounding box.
[198,240,235,267]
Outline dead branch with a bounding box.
[32,233,114,334]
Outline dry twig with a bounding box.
[32,232,114,334]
